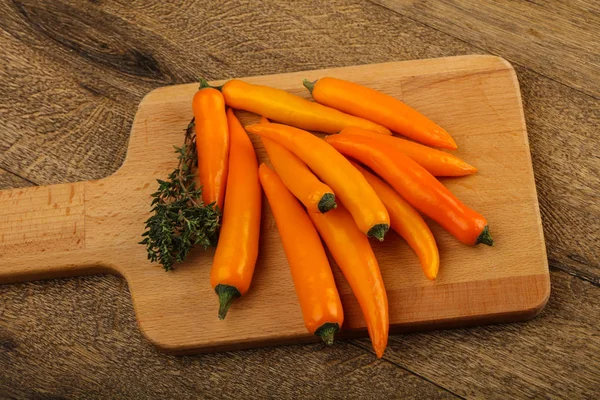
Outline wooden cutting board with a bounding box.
[0,55,549,355]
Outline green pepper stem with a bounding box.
[215,284,241,320]
[368,224,389,242]
[302,79,316,94]
[199,78,223,91]
[476,225,494,246]
[317,193,337,213]
[315,323,339,346]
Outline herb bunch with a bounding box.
[140,119,220,271]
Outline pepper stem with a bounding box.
[215,284,241,320]
[317,193,337,213]
[476,225,494,246]
[315,323,339,346]
[368,224,389,242]
[199,78,223,91]
[302,79,316,94]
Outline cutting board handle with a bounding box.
[0,182,119,283]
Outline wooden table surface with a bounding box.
[0,1,598,398]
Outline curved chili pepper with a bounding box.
[221,79,391,135]
[259,164,344,345]
[352,162,440,280]
[309,204,389,357]
[246,122,390,240]
[305,77,456,149]
[260,113,335,213]
[192,86,230,210]
[260,116,335,213]
[339,127,476,177]
[210,109,262,319]
[325,134,493,246]
[262,137,336,213]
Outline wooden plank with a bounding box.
[352,270,600,398]
[0,25,134,186]
[370,0,600,98]
[0,168,35,190]
[0,57,549,353]
[515,66,600,283]
[0,277,457,400]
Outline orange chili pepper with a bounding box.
[339,127,476,177]
[210,109,262,319]
[192,85,230,210]
[261,116,336,213]
[261,110,336,213]
[221,79,391,135]
[325,134,493,246]
[246,123,390,240]
[304,77,457,149]
[262,137,336,213]
[309,204,389,357]
[352,162,440,280]
[259,164,344,344]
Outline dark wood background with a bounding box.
[0,1,598,398]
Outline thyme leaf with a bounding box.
[139,119,220,271]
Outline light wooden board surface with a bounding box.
[0,55,549,354]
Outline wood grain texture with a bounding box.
[352,269,600,398]
[0,0,479,184]
[0,56,550,353]
[0,0,595,283]
[515,66,600,284]
[0,275,457,400]
[0,270,595,399]
[0,0,598,398]
[370,0,600,98]
[0,168,34,190]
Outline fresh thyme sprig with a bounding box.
[140,119,220,271]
